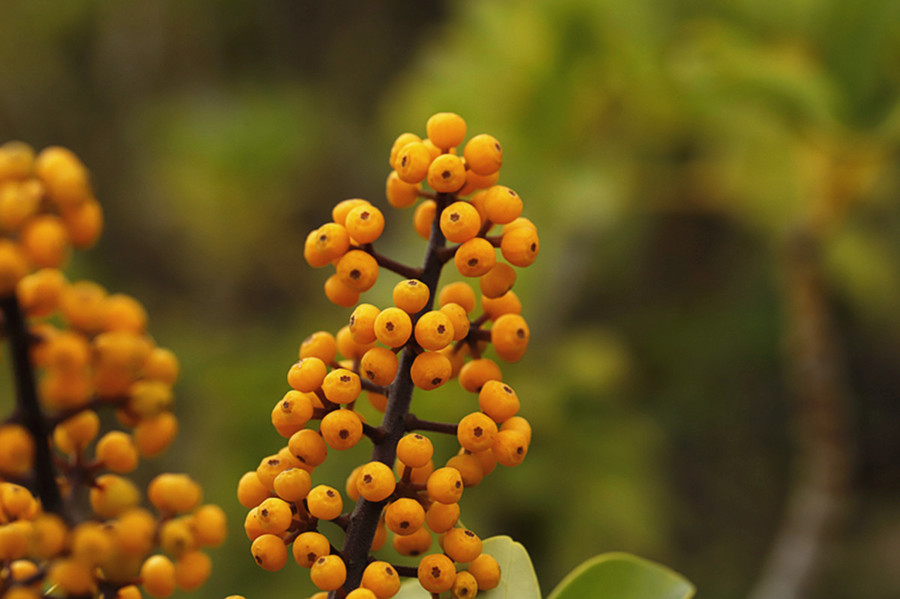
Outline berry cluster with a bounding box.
[0,142,224,598]
[238,113,538,598]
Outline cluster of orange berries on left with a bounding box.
[0,141,224,599]
[238,112,538,598]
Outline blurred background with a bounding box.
[2,1,899,598]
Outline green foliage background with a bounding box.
[2,1,899,598]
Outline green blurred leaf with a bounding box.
[546,552,695,599]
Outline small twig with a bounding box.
[360,244,423,280]
[360,379,389,396]
[362,423,387,443]
[404,413,458,436]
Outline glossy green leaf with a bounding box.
[546,552,695,599]
[394,536,541,599]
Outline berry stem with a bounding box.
[0,293,63,515]
[333,193,453,596]
[360,244,424,280]
[404,413,459,436]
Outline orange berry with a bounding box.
[410,351,452,390]
[361,561,401,599]
[103,293,147,333]
[250,534,288,572]
[389,133,421,170]
[385,170,419,208]
[454,237,496,277]
[425,501,460,533]
[306,485,343,521]
[468,553,501,590]
[464,133,503,175]
[19,215,69,269]
[492,429,528,467]
[393,526,432,556]
[332,198,372,226]
[440,201,481,243]
[396,142,432,184]
[336,249,379,292]
[304,223,350,267]
[392,278,430,314]
[484,185,523,225]
[256,497,293,534]
[300,331,338,363]
[310,555,347,591]
[62,197,103,248]
[452,570,479,598]
[439,302,470,341]
[439,281,477,313]
[374,307,412,348]
[274,467,312,502]
[457,412,498,453]
[288,429,328,468]
[174,550,212,591]
[480,261,516,299]
[360,346,399,386]
[287,358,327,393]
[500,225,539,267]
[192,504,228,547]
[143,347,180,385]
[397,433,433,468]
[458,358,502,393]
[478,380,520,423]
[320,408,363,450]
[324,273,360,307]
[413,199,436,240]
[321,368,361,404]
[96,430,139,473]
[426,467,463,504]
[482,290,522,320]
[385,497,425,536]
[458,166,500,197]
[417,553,456,594]
[90,474,140,518]
[443,527,483,564]
[0,141,35,179]
[147,473,201,513]
[0,240,29,296]
[292,531,330,567]
[349,303,380,344]
[426,112,467,150]
[16,267,67,317]
[414,310,454,351]
[345,204,385,244]
[427,154,466,193]
[356,461,396,502]
[491,313,529,362]
[133,412,178,457]
[446,452,484,487]
[501,415,532,444]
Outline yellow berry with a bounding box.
[410,350,452,390]
[292,531,330,568]
[417,553,456,594]
[336,249,379,292]
[192,504,227,547]
[332,198,372,226]
[389,133,421,170]
[468,553,501,590]
[396,142,432,184]
[500,225,539,267]
[464,133,503,176]
[361,561,401,599]
[385,171,419,208]
[356,461,396,502]
[16,267,67,317]
[96,430,139,473]
[273,467,312,503]
[349,303,380,344]
[20,214,70,268]
[306,485,343,520]
[0,141,35,179]
[347,589,378,599]
[427,153,466,193]
[103,293,148,333]
[443,527,483,563]
[143,347,180,385]
[452,570,480,598]
[345,204,385,244]
[426,467,463,504]
[491,429,528,467]
[397,433,433,469]
[479,262,516,299]
[392,526,432,556]
[159,517,196,557]
[272,390,315,437]
[256,497,293,534]
[374,307,412,348]
[62,196,103,248]
[426,112,467,150]
[425,500,460,534]
[491,313,529,362]
[310,554,347,591]
[337,324,377,360]
[174,550,212,591]
[90,474,140,518]
[300,331,338,363]
[478,381,520,423]
[440,201,481,243]
[439,281,477,313]
[454,238,496,277]
[48,558,96,596]
[439,302,470,341]
[415,311,454,352]
[0,240,28,296]
[385,497,426,536]
[501,416,532,444]
[483,186,523,225]
[413,199,436,240]
[392,278,430,314]
[141,554,177,597]
[288,429,328,468]
[250,534,288,572]
[458,358,502,393]
[305,223,350,268]
[320,408,363,450]
[482,290,522,320]
[322,368,361,404]
[287,358,328,393]
[133,412,178,457]
[457,412,498,453]
[360,346,399,386]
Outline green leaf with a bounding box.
[393,535,541,599]
[546,552,695,599]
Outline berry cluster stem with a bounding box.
[334,193,452,595]
[0,293,63,515]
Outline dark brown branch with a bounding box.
[333,192,453,596]
[360,378,389,396]
[0,294,63,515]
[404,414,458,436]
[360,244,423,280]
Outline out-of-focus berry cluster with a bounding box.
[0,142,224,599]
[238,113,539,598]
